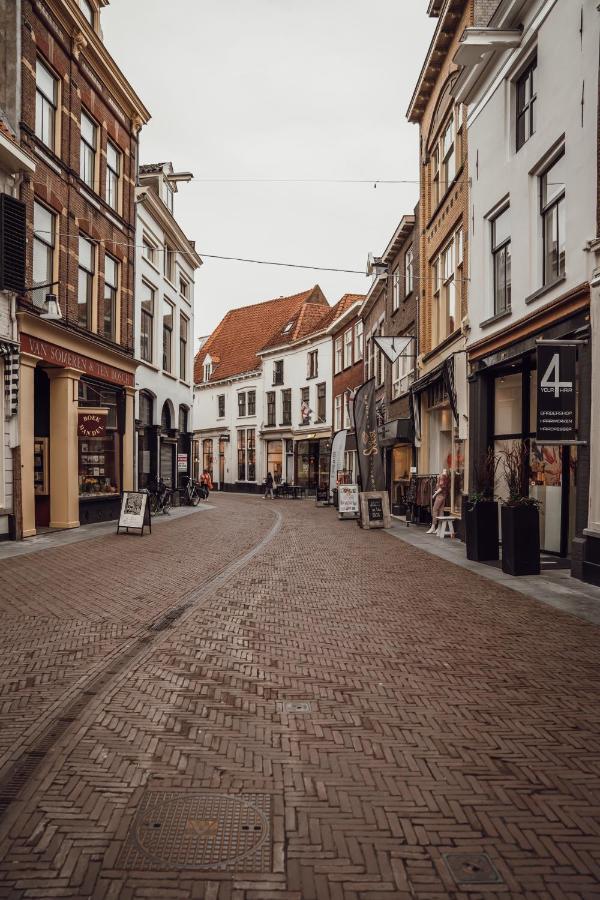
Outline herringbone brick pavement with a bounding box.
[0,495,598,899]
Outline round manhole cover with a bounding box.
[123,791,272,871]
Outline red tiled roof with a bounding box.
[318,293,365,331]
[194,286,328,384]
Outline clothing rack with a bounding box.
[406,473,439,525]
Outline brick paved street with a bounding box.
[0,494,599,899]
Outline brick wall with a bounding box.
[19,0,141,353]
[331,313,364,428]
[386,209,419,422]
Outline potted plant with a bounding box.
[464,448,499,562]
[500,442,541,576]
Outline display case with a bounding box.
[34,437,48,495]
[78,434,120,497]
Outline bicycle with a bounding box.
[148,478,173,515]
[180,474,201,506]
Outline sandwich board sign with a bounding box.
[117,491,151,536]
[338,483,359,519]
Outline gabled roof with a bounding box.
[259,292,364,354]
[193,286,327,384]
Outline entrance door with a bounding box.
[160,442,175,487]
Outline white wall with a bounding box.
[261,335,333,432]
[467,0,598,347]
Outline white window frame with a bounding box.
[405,246,414,297]
[80,110,97,190]
[392,267,401,311]
[343,328,353,368]
[334,394,343,432]
[33,200,56,309]
[35,58,58,152]
[391,340,415,399]
[334,336,343,374]
[106,140,121,212]
[354,321,363,361]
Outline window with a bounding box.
[281,389,291,425]
[432,229,462,345]
[266,391,276,426]
[307,349,318,378]
[431,111,457,207]
[405,246,414,296]
[80,111,97,189]
[273,359,284,385]
[343,329,353,368]
[80,0,94,25]
[103,254,118,340]
[376,328,384,387]
[317,383,326,422]
[432,147,441,208]
[334,336,343,374]
[237,428,255,481]
[142,235,157,266]
[218,394,225,418]
[391,338,415,399]
[516,59,537,151]
[238,392,247,417]
[162,299,174,372]
[179,313,188,380]
[203,358,212,381]
[491,206,511,315]
[355,321,363,360]
[164,243,175,283]
[541,152,565,284]
[35,59,58,151]
[179,276,189,300]
[300,386,310,424]
[140,282,154,362]
[392,267,401,311]
[343,392,351,429]
[334,394,343,431]
[106,141,120,211]
[77,235,94,329]
[248,390,256,416]
[33,201,56,308]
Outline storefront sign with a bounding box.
[367,496,384,520]
[338,483,359,516]
[117,491,151,535]
[21,333,135,388]
[78,411,107,438]
[536,344,577,442]
[353,379,385,492]
[316,486,329,503]
[177,453,189,473]
[329,429,347,496]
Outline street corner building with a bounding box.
[193,287,362,494]
[15,0,150,535]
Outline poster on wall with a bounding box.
[536,344,577,443]
[177,454,189,473]
[117,491,151,535]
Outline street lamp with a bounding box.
[21,281,63,320]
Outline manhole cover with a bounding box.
[278,700,312,714]
[443,852,502,884]
[117,791,272,872]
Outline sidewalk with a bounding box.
[0,502,214,561]
[389,517,600,626]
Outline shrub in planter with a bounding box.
[500,443,540,576]
[465,449,499,562]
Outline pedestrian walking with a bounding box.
[264,471,274,499]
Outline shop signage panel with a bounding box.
[367,497,384,521]
[338,483,359,515]
[78,410,107,438]
[21,333,135,388]
[536,344,577,442]
[177,453,189,472]
[117,491,151,535]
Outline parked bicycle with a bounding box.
[148,478,173,515]
[180,474,202,506]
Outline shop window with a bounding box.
[33,201,56,309]
[179,313,188,380]
[334,337,343,374]
[238,392,246,417]
[162,299,174,372]
[247,429,256,480]
[80,110,97,190]
[392,268,401,311]
[140,281,154,362]
[267,440,283,482]
[203,438,214,477]
[35,58,58,153]
[103,254,118,341]
[281,389,292,425]
[307,349,318,379]
[491,206,511,315]
[494,372,522,436]
[273,359,284,385]
[343,329,353,368]
[106,141,121,212]
[266,391,276,426]
[237,429,246,480]
[248,390,256,416]
[218,394,225,418]
[405,246,414,296]
[78,234,95,329]
[355,321,363,360]
[78,381,121,498]
[541,152,565,285]
[317,382,326,422]
[516,58,537,151]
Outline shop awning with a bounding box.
[410,357,459,426]
[378,418,412,447]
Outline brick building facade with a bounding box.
[17,0,149,536]
[329,299,364,484]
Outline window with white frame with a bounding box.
[35,58,58,152]
[103,254,118,340]
[162,299,174,372]
[354,321,363,361]
[218,394,225,418]
[179,276,190,300]
[343,392,351,429]
[391,338,415,399]
[307,349,318,378]
[142,235,157,266]
[376,329,384,387]
[77,234,95,329]
[491,206,511,315]
[33,201,56,309]
[432,229,462,345]
[165,182,174,215]
[431,111,457,207]
[106,141,121,212]
[203,358,212,381]
[164,243,176,283]
[516,58,537,152]
[179,313,188,380]
[541,152,565,285]
[140,281,154,362]
[238,391,247,417]
[334,394,343,431]
[334,336,343,374]
[405,246,414,296]
[237,428,256,481]
[80,111,97,189]
[392,267,401,311]
[343,328,353,368]
[273,359,284,385]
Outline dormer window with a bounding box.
[282,320,294,334]
[80,0,94,26]
[203,355,213,382]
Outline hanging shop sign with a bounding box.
[353,378,385,492]
[117,491,151,535]
[78,409,108,437]
[338,483,359,518]
[177,453,189,473]
[536,343,577,443]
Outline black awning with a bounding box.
[410,361,445,396]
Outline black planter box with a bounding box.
[465,500,499,561]
[501,504,540,576]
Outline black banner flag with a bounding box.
[353,378,385,492]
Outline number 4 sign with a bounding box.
[536,344,577,443]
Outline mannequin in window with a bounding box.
[427,469,449,534]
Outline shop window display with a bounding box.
[78,381,121,498]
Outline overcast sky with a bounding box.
[101,1,435,344]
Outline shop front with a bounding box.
[19,326,136,536]
[379,418,413,515]
[468,300,590,566]
[295,435,331,492]
[265,438,284,484]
